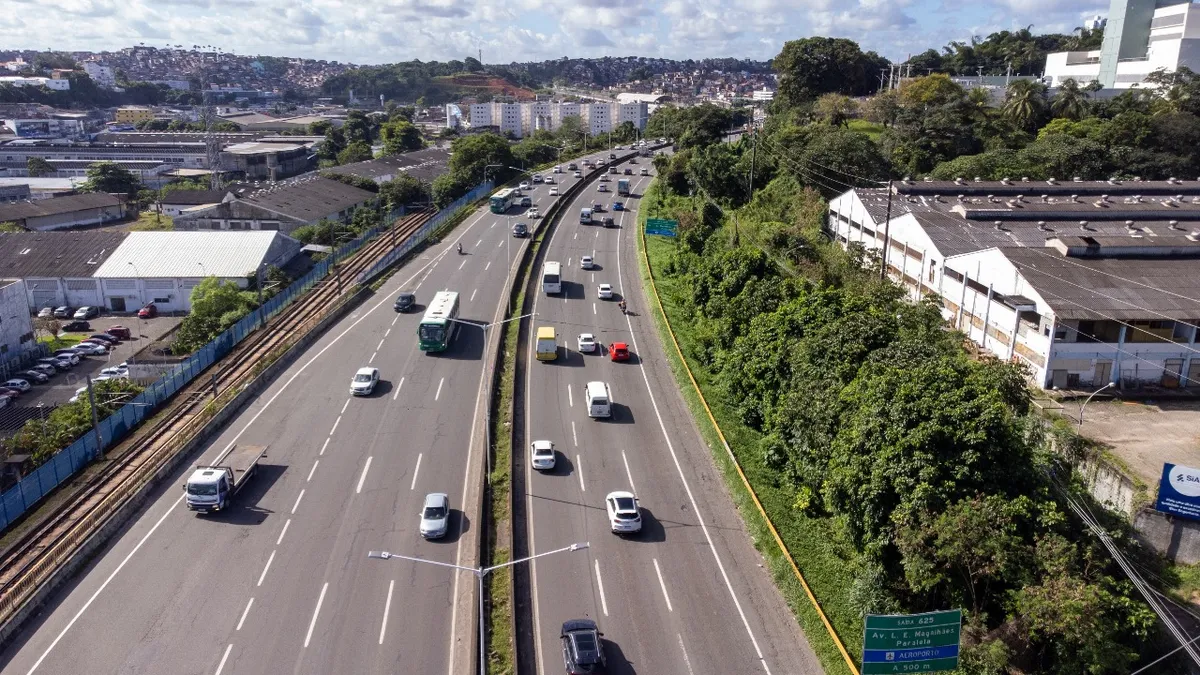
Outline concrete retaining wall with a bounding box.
[1134,509,1200,565]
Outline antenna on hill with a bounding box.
[479,48,483,66]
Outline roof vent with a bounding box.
[1079,220,1091,231]
[994,221,1006,231]
[1125,220,1137,231]
[1108,178,1120,185]
[1169,177,1179,184]
[1021,176,1030,182]
[1048,178,1057,185]
[1001,177,1011,185]
[987,194,997,203]
[1037,221,1051,232]
[1041,194,1050,203]
[1006,199,1017,208]
[957,194,965,202]
[955,177,965,185]
[1135,194,1143,203]
[974,176,982,182]
[1016,195,1026,203]
[1070,194,1079,203]
[933,194,942,202]
[923,176,932,182]
[1169,220,1184,231]
[1101,194,1109,202]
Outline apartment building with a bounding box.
[464,100,648,138]
[827,178,1200,390]
[0,76,69,91]
[82,62,117,88]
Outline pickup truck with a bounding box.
[184,444,267,513]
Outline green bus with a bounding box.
[490,188,519,214]
[419,291,461,352]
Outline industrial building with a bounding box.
[0,193,125,231]
[827,178,1200,390]
[173,175,376,235]
[0,279,37,374]
[0,230,301,313]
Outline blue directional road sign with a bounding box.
[862,609,961,674]
[645,218,678,237]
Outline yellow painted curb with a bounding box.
[639,223,861,675]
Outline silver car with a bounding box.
[420,492,450,539]
[350,366,379,396]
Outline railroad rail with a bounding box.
[0,207,434,627]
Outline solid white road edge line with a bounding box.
[393,376,405,400]
[356,456,373,494]
[615,191,774,675]
[303,582,329,648]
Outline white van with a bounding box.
[585,381,612,419]
[553,165,562,173]
[580,207,593,224]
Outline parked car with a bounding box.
[88,334,120,345]
[37,307,54,319]
[350,366,380,396]
[561,619,607,674]
[530,440,556,471]
[73,306,99,320]
[419,492,450,539]
[19,370,49,383]
[393,293,416,312]
[137,303,158,319]
[37,357,69,372]
[72,342,108,356]
[605,491,642,534]
[52,349,82,364]
[30,364,58,377]
[609,342,630,362]
[53,306,72,319]
[61,320,91,332]
[3,378,31,392]
[100,366,129,378]
[106,325,132,340]
[80,339,112,351]
[0,386,24,399]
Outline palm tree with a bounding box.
[1003,78,1048,129]
[1051,78,1089,119]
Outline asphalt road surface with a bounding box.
[522,159,823,674]
[0,155,615,675]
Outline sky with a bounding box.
[2,0,1110,65]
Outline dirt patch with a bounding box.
[431,74,537,100]
[1077,399,1200,486]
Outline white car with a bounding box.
[4,378,30,392]
[573,171,582,178]
[350,366,380,396]
[532,175,543,183]
[100,366,128,378]
[606,491,642,534]
[597,284,613,300]
[71,342,108,356]
[549,187,559,196]
[580,255,593,270]
[520,181,531,190]
[545,176,555,184]
[529,207,541,218]
[577,333,597,353]
[597,184,608,192]
[531,440,556,471]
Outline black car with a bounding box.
[623,168,632,175]
[52,306,72,319]
[19,370,49,383]
[393,292,416,312]
[88,333,120,345]
[561,619,606,674]
[61,320,91,332]
[512,222,529,238]
[601,216,615,228]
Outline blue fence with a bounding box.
[0,190,481,532]
[356,181,494,285]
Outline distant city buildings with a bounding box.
[461,100,648,138]
[0,76,69,91]
[114,106,155,124]
[82,61,117,88]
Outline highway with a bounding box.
[522,158,822,673]
[0,155,611,675]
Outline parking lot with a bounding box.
[2,315,182,431]
[1078,399,1200,487]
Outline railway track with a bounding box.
[0,207,434,625]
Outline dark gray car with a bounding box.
[561,619,606,674]
[393,292,416,312]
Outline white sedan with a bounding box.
[606,491,642,534]
[549,187,559,196]
[531,440,556,471]
[573,171,582,178]
[577,333,598,353]
[72,342,108,356]
[596,284,613,300]
[520,181,531,190]
[597,184,608,192]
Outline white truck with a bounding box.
[184,444,267,513]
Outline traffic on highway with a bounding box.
[0,144,815,675]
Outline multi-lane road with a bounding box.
[0,158,604,675]
[523,158,821,674]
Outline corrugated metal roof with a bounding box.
[1002,247,1200,320]
[0,231,128,277]
[0,193,120,221]
[93,231,285,279]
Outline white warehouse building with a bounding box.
[827,178,1200,391]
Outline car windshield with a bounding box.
[188,483,218,496]
[423,505,447,519]
[354,373,373,382]
[535,447,552,457]
[396,295,412,305]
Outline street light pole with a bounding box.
[367,541,588,675]
[126,261,144,341]
[1079,381,1116,425]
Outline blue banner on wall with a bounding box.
[1156,463,1200,520]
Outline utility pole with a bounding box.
[87,376,103,458]
[880,180,895,280]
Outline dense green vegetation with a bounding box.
[631,36,1189,675]
[2,379,146,465]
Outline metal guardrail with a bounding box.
[0,204,422,533]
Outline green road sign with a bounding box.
[862,609,961,674]
[645,218,678,237]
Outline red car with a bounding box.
[609,342,630,362]
[137,303,158,319]
[107,325,132,340]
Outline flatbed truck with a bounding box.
[184,444,267,513]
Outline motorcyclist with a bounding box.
[457,242,463,254]
[619,299,627,314]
